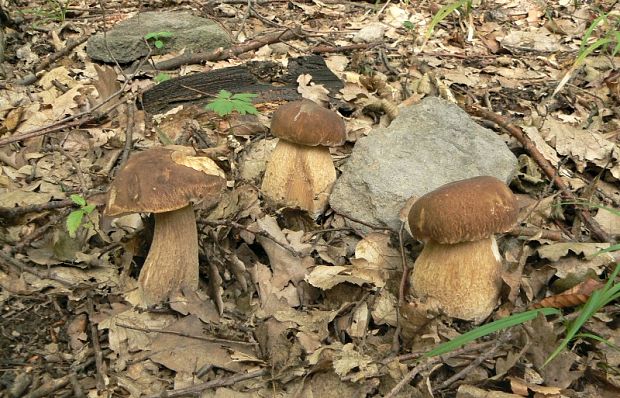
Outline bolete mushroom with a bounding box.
[407,176,518,322]
[105,146,225,305]
[261,99,346,217]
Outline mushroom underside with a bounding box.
[261,140,336,217]
[138,205,200,305]
[410,237,502,322]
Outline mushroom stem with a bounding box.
[261,140,337,217]
[138,205,199,304]
[410,236,502,322]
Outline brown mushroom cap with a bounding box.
[270,99,346,146]
[408,176,518,244]
[105,147,226,217]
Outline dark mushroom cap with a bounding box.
[270,100,346,146]
[408,176,518,244]
[105,147,225,217]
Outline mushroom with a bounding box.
[407,176,518,322]
[105,146,225,305]
[261,99,346,217]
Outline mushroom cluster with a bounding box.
[105,146,225,305]
[261,99,345,217]
[407,176,518,322]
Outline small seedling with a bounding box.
[144,31,173,49]
[66,194,96,238]
[419,0,472,51]
[553,12,620,96]
[154,72,171,83]
[205,90,259,117]
[403,20,415,31]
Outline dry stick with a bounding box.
[0,89,125,147]
[465,105,611,243]
[8,209,72,255]
[392,222,409,352]
[116,323,256,346]
[152,27,303,71]
[15,36,90,86]
[0,198,77,220]
[119,101,135,167]
[87,296,106,392]
[436,331,511,390]
[0,249,78,287]
[22,374,72,398]
[311,42,376,54]
[145,368,268,398]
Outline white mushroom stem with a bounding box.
[138,205,199,305]
[261,140,336,217]
[410,236,502,322]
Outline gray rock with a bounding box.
[329,96,518,232]
[87,11,232,63]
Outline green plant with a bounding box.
[204,90,258,117]
[420,0,472,50]
[553,12,620,95]
[154,72,171,83]
[423,307,561,358]
[544,261,620,365]
[21,0,68,25]
[403,20,415,31]
[66,194,96,238]
[144,31,173,49]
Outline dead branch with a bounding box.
[15,36,90,86]
[151,27,304,71]
[465,104,611,243]
[144,369,268,398]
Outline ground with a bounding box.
[0,0,619,397]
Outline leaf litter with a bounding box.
[0,0,619,397]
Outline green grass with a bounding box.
[419,0,472,51]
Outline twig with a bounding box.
[151,27,304,71]
[115,323,256,346]
[22,374,72,398]
[144,368,268,398]
[0,199,77,221]
[69,373,86,398]
[87,296,106,391]
[202,219,303,256]
[15,36,90,86]
[392,221,409,352]
[311,43,376,54]
[119,101,135,167]
[436,331,511,390]
[465,104,611,242]
[0,249,77,287]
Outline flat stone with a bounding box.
[87,11,232,63]
[329,96,518,232]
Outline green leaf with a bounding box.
[154,73,171,83]
[82,204,96,214]
[154,40,164,49]
[205,90,258,116]
[66,210,85,238]
[403,20,414,30]
[231,92,257,102]
[424,308,561,358]
[70,194,86,206]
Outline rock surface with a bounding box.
[87,11,232,63]
[329,96,518,232]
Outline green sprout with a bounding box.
[420,0,472,50]
[554,12,620,96]
[204,90,259,117]
[66,194,96,238]
[154,72,171,83]
[144,31,173,49]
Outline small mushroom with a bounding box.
[105,147,225,305]
[261,100,346,217]
[407,176,518,322]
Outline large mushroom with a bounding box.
[407,176,518,322]
[105,146,225,305]
[261,99,346,217]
